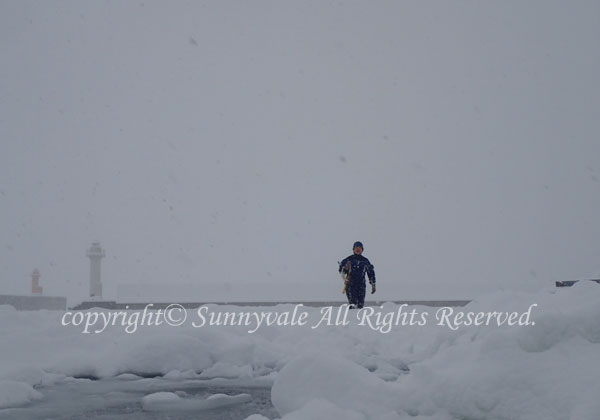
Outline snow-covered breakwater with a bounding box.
[70,299,472,310]
[1,283,599,419]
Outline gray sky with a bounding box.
[1,1,599,303]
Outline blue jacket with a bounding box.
[339,254,376,285]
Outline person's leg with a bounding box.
[356,282,366,309]
[345,283,355,308]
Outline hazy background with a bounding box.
[1,1,599,304]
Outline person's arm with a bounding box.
[367,260,376,294]
[366,261,376,284]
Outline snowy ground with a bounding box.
[0,282,599,420]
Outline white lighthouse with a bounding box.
[86,242,105,299]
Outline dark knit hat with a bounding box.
[353,241,364,249]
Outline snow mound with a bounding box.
[0,380,43,409]
[199,361,253,379]
[272,354,398,417]
[113,334,213,377]
[141,391,251,411]
[1,366,64,387]
[279,398,366,420]
[114,373,144,381]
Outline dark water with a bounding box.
[0,378,278,420]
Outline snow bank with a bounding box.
[270,283,600,420]
[1,283,599,419]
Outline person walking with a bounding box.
[339,241,376,309]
